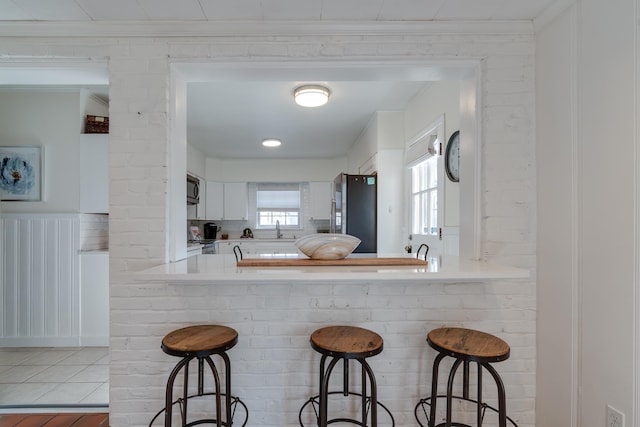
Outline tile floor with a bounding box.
[0,347,108,409]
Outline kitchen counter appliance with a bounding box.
[187,174,200,205]
[204,222,220,240]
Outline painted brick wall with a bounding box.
[1,27,536,427]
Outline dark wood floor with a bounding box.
[0,413,108,427]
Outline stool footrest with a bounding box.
[149,393,248,427]
[414,395,518,427]
[299,391,395,427]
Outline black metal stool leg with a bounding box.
[463,360,470,400]
[221,351,234,426]
[428,352,446,427]
[446,359,463,426]
[319,356,340,427]
[203,356,222,427]
[164,356,191,427]
[482,362,508,427]
[360,359,378,427]
[476,362,483,427]
[182,360,190,427]
[359,360,366,425]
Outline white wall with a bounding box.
[186,143,206,178]
[405,81,460,228]
[535,6,577,426]
[0,90,81,213]
[347,113,379,172]
[207,157,346,182]
[373,113,405,253]
[376,148,404,253]
[536,0,639,425]
[578,0,637,424]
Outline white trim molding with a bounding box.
[0,20,534,38]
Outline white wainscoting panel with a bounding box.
[0,213,80,346]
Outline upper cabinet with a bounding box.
[79,134,109,214]
[205,181,224,220]
[309,181,332,220]
[223,182,248,220]
[189,181,247,221]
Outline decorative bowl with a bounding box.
[294,234,361,260]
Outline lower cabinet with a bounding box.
[80,252,109,346]
[216,240,251,255]
[215,240,299,256]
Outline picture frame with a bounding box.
[0,146,42,201]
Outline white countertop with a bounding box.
[136,253,529,284]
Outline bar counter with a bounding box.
[136,253,529,284]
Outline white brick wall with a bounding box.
[109,278,534,426]
[1,27,536,426]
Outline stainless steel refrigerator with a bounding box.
[331,173,377,253]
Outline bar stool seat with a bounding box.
[149,325,248,427]
[415,327,517,427]
[162,324,238,357]
[299,325,394,427]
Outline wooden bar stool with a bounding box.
[415,327,518,427]
[299,325,394,427]
[149,325,248,427]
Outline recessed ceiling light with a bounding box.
[262,138,282,147]
[294,85,330,107]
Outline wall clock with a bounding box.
[444,130,460,182]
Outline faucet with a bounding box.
[276,220,283,239]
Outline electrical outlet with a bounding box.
[607,405,624,427]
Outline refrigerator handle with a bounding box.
[330,198,336,233]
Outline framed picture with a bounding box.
[0,146,42,201]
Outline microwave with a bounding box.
[187,174,200,205]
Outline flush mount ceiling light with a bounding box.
[262,138,282,148]
[294,85,330,107]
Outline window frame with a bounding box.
[405,115,445,239]
[251,182,303,230]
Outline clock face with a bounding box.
[445,131,460,182]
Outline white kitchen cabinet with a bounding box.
[206,181,224,220]
[216,239,250,254]
[79,251,109,346]
[223,182,248,220]
[79,134,109,213]
[215,239,299,256]
[309,181,332,220]
[252,241,299,256]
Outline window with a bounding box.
[410,156,438,235]
[254,183,301,229]
[405,116,443,238]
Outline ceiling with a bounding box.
[187,80,431,159]
[0,0,565,159]
[0,0,562,22]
